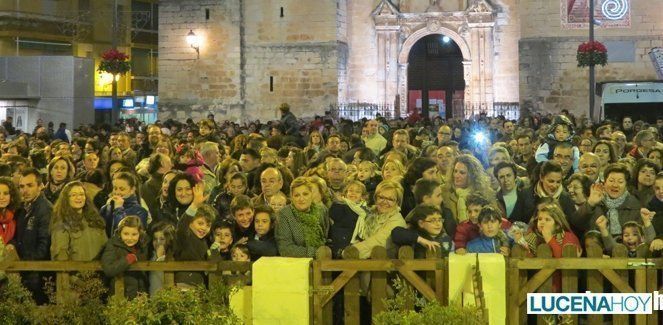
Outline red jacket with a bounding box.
[453,218,512,250]
[546,231,582,292]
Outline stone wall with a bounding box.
[518,0,663,116]
[158,0,341,122]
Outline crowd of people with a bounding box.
[1,102,663,301]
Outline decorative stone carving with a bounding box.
[466,0,495,13]
[371,0,400,17]
[427,20,441,32]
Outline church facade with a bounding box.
[158,0,662,121]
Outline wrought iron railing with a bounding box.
[329,103,395,121]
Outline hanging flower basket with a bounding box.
[98,48,131,75]
[577,41,608,67]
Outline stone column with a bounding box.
[467,20,495,116]
[398,63,408,118]
[376,26,400,105]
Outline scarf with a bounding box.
[292,204,326,248]
[603,190,629,236]
[455,188,471,222]
[535,181,562,200]
[344,198,368,244]
[362,208,398,240]
[0,209,16,245]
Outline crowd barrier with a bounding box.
[1,243,662,325]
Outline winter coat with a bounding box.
[391,227,452,258]
[466,234,507,254]
[497,187,536,224]
[247,231,279,260]
[140,174,163,219]
[15,194,52,261]
[100,195,149,237]
[50,219,107,261]
[173,214,209,287]
[328,202,361,258]
[647,197,663,236]
[275,204,330,258]
[101,235,148,299]
[584,193,642,237]
[453,218,512,250]
[353,209,405,259]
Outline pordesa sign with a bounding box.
[527,292,663,314]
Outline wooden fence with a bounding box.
[0,260,251,303]
[2,244,663,325]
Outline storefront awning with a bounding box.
[600,81,663,104]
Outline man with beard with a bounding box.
[138,124,162,160]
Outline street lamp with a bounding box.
[186,29,200,59]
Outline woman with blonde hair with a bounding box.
[275,177,330,257]
[349,180,406,259]
[442,154,495,223]
[304,130,325,163]
[381,159,405,182]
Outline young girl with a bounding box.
[522,203,581,292]
[391,205,453,258]
[101,216,148,299]
[356,161,381,202]
[534,115,580,172]
[231,244,251,262]
[208,219,234,261]
[247,205,278,260]
[329,181,369,258]
[268,192,288,215]
[0,177,19,248]
[149,221,175,296]
[100,172,149,237]
[173,204,216,288]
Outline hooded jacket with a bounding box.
[101,235,148,299]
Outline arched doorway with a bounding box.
[407,34,464,119]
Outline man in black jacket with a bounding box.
[15,168,52,304]
[494,162,535,224]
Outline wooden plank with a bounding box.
[313,246,332,325]
[646,265,658,325]
[398,246,415,311]
[316,259,442,271]
[398,268,437,301]
[561,245,578,325]
[164,271,174,288]
[517,269,557,305]
[536,245,553,325]
[597,269,634,294]
[113,275,125,298]
[0,260,252,272]
[320,270,358,306]
[55,272,70,304]
[507,262,523,325]
[509,258,645,270]
[610,244,628,325]
[634,268,647,325]
[370,246,388,319]
[586,242,603,325]
[343,272,360,325]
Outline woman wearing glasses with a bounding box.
[50,181,107,261]
[349,180,406,259]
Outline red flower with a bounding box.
[98,48,131,75]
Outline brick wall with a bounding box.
[519,0,663,116]
[158,0,341,122]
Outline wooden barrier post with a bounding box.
[342,246,361,325]
[508,245,528,325]
[611,244,629,325]
[425,247,445,304]
[113,275,125,298]
[397,246,415,311]
[535,245,553,325]
[585,242,604,325]
[55,271,70,304]
[370,246,388,320]
[561,245,579,325]
[313,246,333,325]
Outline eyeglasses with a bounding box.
[376,195,397,203]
